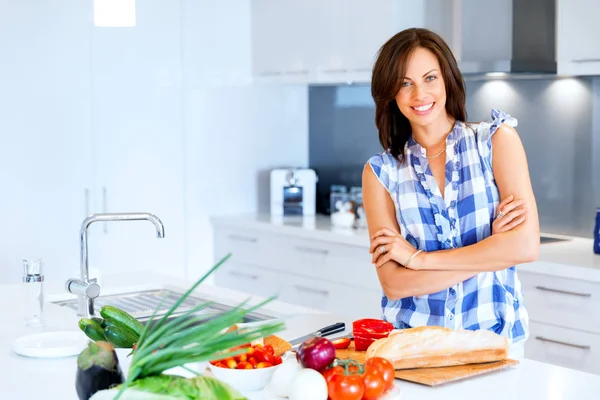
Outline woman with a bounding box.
[362,28,540,358]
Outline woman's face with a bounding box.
[395,47,447,129]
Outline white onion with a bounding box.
[288,368,328,400]
[268,358,303,397]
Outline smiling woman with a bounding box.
[362,28,540,358]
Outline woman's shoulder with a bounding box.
[467,108,518,143]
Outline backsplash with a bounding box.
[309,76,600,238]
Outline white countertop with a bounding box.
[3,271,600,399]
[211,213,600,282]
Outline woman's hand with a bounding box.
[369,228,422,269]
[492,194,527,234]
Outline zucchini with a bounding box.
[104,324,138,349]
[100,305,144,337]
[79,318,106,342]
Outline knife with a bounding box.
[289,322,346,347]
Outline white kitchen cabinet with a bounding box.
[90,86,186,279]
[0,86,93,285]
[518,270,600,335]
[526,321,600,376]
[556,0,600,76]
[251,0,432,84]
[0,0,92,285]
[212,223,383,320]
[251,0,318,83]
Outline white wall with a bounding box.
[0,1,309,284]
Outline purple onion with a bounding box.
[295,337,336,372]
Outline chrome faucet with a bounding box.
[66,213,165,317]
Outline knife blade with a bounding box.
[289,322,346,346]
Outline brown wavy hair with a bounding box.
[371,28,467,162]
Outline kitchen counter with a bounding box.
[3,271,600,399]
[211,213,600,282]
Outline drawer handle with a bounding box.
[535,336,591,350]
[229,271,258,280]
[572,58,600,63]
[227,234,258,243]
[295,246,329,255]
[294,284,329,296]
[535,286,591,298]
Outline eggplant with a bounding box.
[76,341,125,400]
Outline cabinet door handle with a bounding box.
[284,70,309,76]
[84,188,90,218]
[295,246,328,255]
[229,271,258,280]
[321,68,348,74]
[294,284,329,296]
[227,234,258,243]
[572,58,600,63]
[535,286,591,298]
[102,187,108,234]
[535,336,591,350]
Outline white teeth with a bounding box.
[414,103,433,112]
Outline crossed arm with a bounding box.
[362,124,540,301]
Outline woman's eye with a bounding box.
[426,75,436,82]
[401,81,411,87]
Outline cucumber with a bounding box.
[79,318,106,342]
[104,324,138,348]
[100,305,144,338]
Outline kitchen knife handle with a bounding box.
[319,322,346,336]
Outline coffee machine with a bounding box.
[270,168,318,216]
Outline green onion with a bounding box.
[114,253,286,399]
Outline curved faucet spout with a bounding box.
[69,212,166,317]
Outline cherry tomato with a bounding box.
[236,361,253,369]
[256,361,273,369]
[364,357,395,391]
[328,374,364,400]
[331,337,352,349]
[361,368,386,400]
[272,355,283,365]
[263,344,275,356]
[248,357,258,368]
[322,365,344,384]
[225,358,237,369]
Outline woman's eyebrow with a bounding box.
[403,69,439,81]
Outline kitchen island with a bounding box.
[2,271,600,399]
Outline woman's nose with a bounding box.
[412,84,426,100]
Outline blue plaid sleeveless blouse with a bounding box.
[367,109,528,345]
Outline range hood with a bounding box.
[455,0,556,76]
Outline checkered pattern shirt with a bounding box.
[368,109,528,345]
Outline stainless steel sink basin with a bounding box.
[52,288,273,324]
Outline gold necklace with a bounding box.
[413,139,447,159]
[425,147,446,159]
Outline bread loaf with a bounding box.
[365,326,509,369]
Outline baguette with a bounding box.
[365,326,509,369]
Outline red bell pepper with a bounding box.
[352,318,394,351]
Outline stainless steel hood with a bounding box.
[456,0,557,76]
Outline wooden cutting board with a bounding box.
[335,342,519,387]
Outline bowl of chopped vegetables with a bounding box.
[208,342,286,391]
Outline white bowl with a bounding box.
[208,363,281,392]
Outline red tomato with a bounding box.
[361,368,386,400]
[328,374,364,400]
[364,357,395,391]
[322,365,344,384]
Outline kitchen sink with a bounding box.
[52,288,274,324]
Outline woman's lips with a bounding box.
[411,102,435,115]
